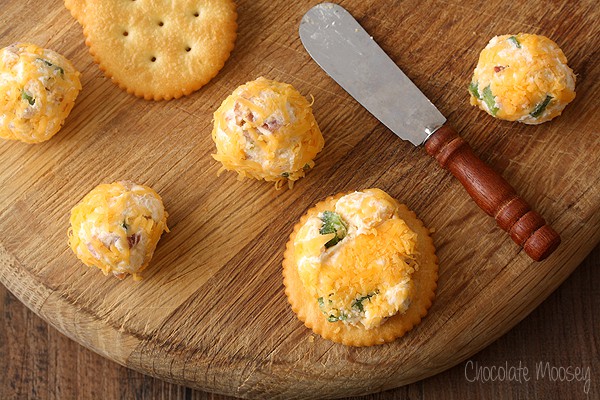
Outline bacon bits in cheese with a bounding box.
[283,189,438,346]
[0,43,81,143]
[211,77,324,188]
[68,181,168,280]
[469,34,576,124]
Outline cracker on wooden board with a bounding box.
[283,192,439,347]
[64,0,85,25]
[68,0,237,100]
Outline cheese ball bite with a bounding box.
[283,189,438,346]
[212,77,324,188]
[68,181,169,280]
[469,34,576,124]
[0,43,81,143]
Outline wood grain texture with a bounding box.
[2,246,598,399]
[0,0,599,398]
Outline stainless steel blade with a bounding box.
[299,3,446,146]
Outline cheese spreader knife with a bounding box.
[299,2,560,261]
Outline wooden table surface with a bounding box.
[1,1,599,396]
[1,0,599,398]
[2,244,597,399]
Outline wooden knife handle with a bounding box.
[424,124,560,261]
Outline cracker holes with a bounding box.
[150,56,157,62]
[185,46,192,52]
[158,21,164,27]
[193,11,200,17]
[122,31,129,36]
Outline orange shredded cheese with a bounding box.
[211,77,324,188]
[294,189,418,329]
[68,181,168,280]
[469,34,576,124]
[0,43,81,143]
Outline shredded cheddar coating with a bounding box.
[0,43,81,143]
[211,77,324,188]
[469,34,576,124]
[68,181,169,280]
[293,189,418,329]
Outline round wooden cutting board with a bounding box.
[1,0,598,398]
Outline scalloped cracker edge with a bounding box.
[66,0,237,100]
[282,189,439,347]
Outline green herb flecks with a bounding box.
[303,163,311,171]
[317,297,325,309]
[530,95,553,118]
[21,90,35,105]
[319,295,349,322]
[482,85,499,116]
[38,58,64,75]
[327,312,347,322]
[469,81,481,100]
[319,211,348,249]
[318,295,334,313]
[352,290,379,312]
[122,221,129,231]
[281,172,290,178]
[508,36,521,49]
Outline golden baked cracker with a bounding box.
[82,0,237,100]
[64,0,86,25]
[283,192,438,347]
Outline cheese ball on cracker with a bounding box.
[469,34,575,124]
[212,77,324,188]
[0,43,81,143]
[283,189,438,346]
[68,181,168,280]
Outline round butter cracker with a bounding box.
[283,191,438,347]
[81,0,237,100]
[64,0,86,25]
